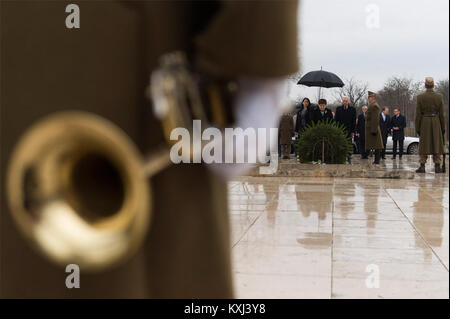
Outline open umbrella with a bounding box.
[297,68,344,99]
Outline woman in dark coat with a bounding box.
[295,97,313,134]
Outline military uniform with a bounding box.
[415,78,446,173]
[1,1,299,298]
[279,113,294,158]
[365,92,383,164]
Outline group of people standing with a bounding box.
[279,97,336,159]
[279,77,446,173]
[292,97,357,155]
[357,91,403,164]
[356,103,407,161]
[279,94,390,164]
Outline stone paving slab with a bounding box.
[230,155,449,299]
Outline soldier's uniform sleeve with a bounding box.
[369,106,378,134]
[415,95,422,135]
[439,94,446,134]
[194,0,299,78]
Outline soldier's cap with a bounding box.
[425,77,434,86]
[368,91,376,98]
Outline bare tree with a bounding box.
[435,79,449,141]
[435,79,449,106]
[333,77,369,112]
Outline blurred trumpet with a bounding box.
[6,52,204,271]
[6,112,174,271]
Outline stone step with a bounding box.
[247,163,415,179]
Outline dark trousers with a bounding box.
[392,139,404,158]
[358,135,368,158]
[381,134,388,158]
[374,149,381,164]
[345,131,352,161]
[281,144,290,158]
[361,150,369,158]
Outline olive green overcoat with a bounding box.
[279,114,294,144]
[0,1,299,298]
[365,102,384,150]
[415,89,446,155]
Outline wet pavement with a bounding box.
[229,155,449,298]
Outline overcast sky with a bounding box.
[289,0,449,103]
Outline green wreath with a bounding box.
[295,119,353,164]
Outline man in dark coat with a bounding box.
[391,108,407,160]
[335,97,357,162]
[379,106,391,159]
[1,1,300,298]
[356,105,369,159]
[415,77,446,173]
[311,99,333,123]
[335,97,357,137]
[365,92,384,164]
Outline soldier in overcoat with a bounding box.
[1,0,300,298]
[365,91,384,164]
[415,77,446,173]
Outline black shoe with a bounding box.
[382,157,386,160]
[282,156,289,159]
[399,156,403,160]
[374,150,381,164]
[435,163,443,174]
[416,164,425,173]
[361,156,368,159]
[392,156,396,160]
[372,161,380,165]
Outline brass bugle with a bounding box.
[6,52,207,272]
[6,111,172,272]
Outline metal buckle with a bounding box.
[149,51,208,146]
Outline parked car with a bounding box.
[352,136,420,155]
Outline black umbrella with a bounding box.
[297,69,344,88]
[297,68,344,98]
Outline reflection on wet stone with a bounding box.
[230,155,449,298]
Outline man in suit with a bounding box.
[1,1,300,298]
[356,105,369,159]
[365,92,384,165]
[335,97,357,163]
[311,99,333,123]
[415,77,446,174]
[391,108,407,160]
[379,106,391,159]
